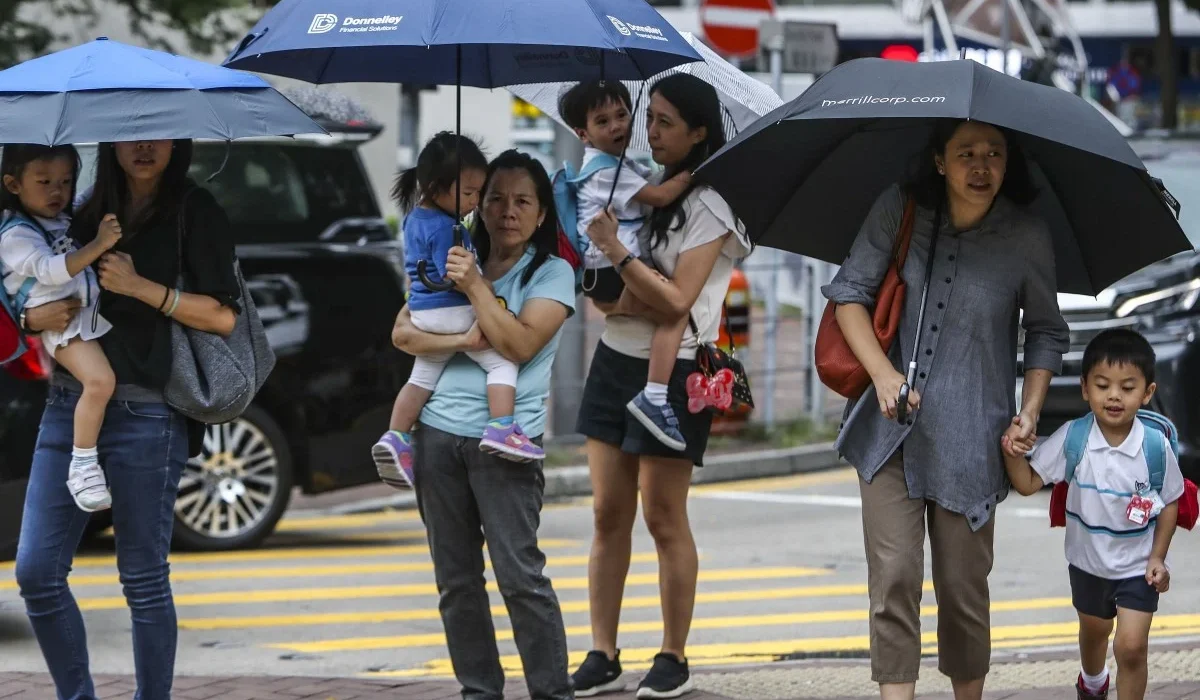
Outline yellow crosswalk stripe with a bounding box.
[179,581,938,631]
[368,615,1200,678]
[0,539,579,572]
[269,596,1074,653]
[0,552,663,591]
[75,566,828,611]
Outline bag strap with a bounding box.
[13,277,36,314]
[1140,420,1167,493]
[1062,413,1094,484]
[891,197,918,269]
[176,186,200,283]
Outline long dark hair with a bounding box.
[471,149,558,288]
[905,119,1038,210]
[392,131,488,214]
[0,143,81,220]
[646,73,726,251]
[74,140,195,245]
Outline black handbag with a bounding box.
[686,304,754,415]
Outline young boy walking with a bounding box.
[1002,329,1183,700]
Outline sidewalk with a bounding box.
[4,647,1200,699]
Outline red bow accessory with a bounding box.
[686,369,735,414]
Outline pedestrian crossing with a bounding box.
[1,477,1196,680]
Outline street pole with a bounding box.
[550,119,586,439]
[1001,0,1011,68]
[398,85,420,170]
[763,23,784,431]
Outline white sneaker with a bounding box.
[67,462,112,512]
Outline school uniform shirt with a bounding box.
[1031,418,1186,580]
[575,147,651,269]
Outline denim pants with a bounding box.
[15,386,188,700]
[413,423,573,700]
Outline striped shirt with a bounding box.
[1031,418,1185,579]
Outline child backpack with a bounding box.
[551,152,621,293]
[0,211,43,365]
[1048,409,1198,530]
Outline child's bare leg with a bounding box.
[390,384,433,433]
[1078,612,1113,693]
[54,338,115,449]
[646,315,689,401]
[486,383,516,420]
[52,338,115,512]
[1114,607,1153,700]
[373,355,449,489]
[626,317,690,451]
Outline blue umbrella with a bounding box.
[0,37,326,146]
[223,0,701,290]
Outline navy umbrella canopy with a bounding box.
[697,58,1191,296]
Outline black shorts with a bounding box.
[581,267,625,304]
[576,340,713,466]
[1069,564,1159,619]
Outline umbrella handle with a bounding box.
[896,383,910,424]
[416,223,464,292]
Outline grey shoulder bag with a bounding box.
[164,189,276,424]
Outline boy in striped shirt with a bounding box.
[1002,329,1183,700]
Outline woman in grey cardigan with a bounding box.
[822,119,1069,700]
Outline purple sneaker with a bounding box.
[480,421,545,462]
[372,430,415,489]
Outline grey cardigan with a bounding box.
[822,184,1069,530]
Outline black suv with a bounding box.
[0,121,413,557]
[1030,134,1200,481]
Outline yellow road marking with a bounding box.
[270,596,1074,653]
[0,539,579,572]
[273,511,423,531]
[368,616,1200,678]
[180,581,932,631]
[0,552,662,591]
[76,566,827,611]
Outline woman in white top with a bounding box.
[572,73,752,699]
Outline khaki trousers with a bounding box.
[859,453,996,683]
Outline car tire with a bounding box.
[172,405,294,552]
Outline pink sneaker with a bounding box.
[372,431,414,489]
[480,421,544,462]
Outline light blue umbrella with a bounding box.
[0,37,326,145]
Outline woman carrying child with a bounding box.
[571,73,751,699]
[390,149,577,700]
[16,138,242,700]
[373,132,545,489]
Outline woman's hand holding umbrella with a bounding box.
[585,208,624,261]
[875,368,920,422]
[444,246,485,295]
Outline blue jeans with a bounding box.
[15,386,188,700]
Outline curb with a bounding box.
[326,442,845,515]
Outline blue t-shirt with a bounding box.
[420,250,576,439]
[404,206,474,311]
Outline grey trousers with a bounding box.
[413,423,573,700]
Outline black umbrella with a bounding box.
[695,57,1192,296]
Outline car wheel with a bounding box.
[172,405,294,551]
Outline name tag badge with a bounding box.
[1126,494,1153,526]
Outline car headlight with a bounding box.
[1114,278,1200,319]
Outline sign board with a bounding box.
[756,20,839,75]
[700,0,775,59]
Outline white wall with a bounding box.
[17,1,517,220]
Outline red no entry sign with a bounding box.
[700,0,775,59]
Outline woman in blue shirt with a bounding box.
[391,149,576,700]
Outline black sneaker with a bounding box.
[572,649,624,697]
[636,653,694,699]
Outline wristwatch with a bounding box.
[614,253,635,274]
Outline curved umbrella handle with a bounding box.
[416,260,456,292]
[895,383,910,424]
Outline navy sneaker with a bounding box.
[626,391,687,452]
[1076,674,1109,700]
[636,653,694,699]
[572,650,624,697]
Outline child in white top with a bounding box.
[560,80,696,451]
[1002,329,1183,700]
[0,144,123,513]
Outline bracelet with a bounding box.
[614,253,635,274]
[157,286,171,312]
[164,289,181,318]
